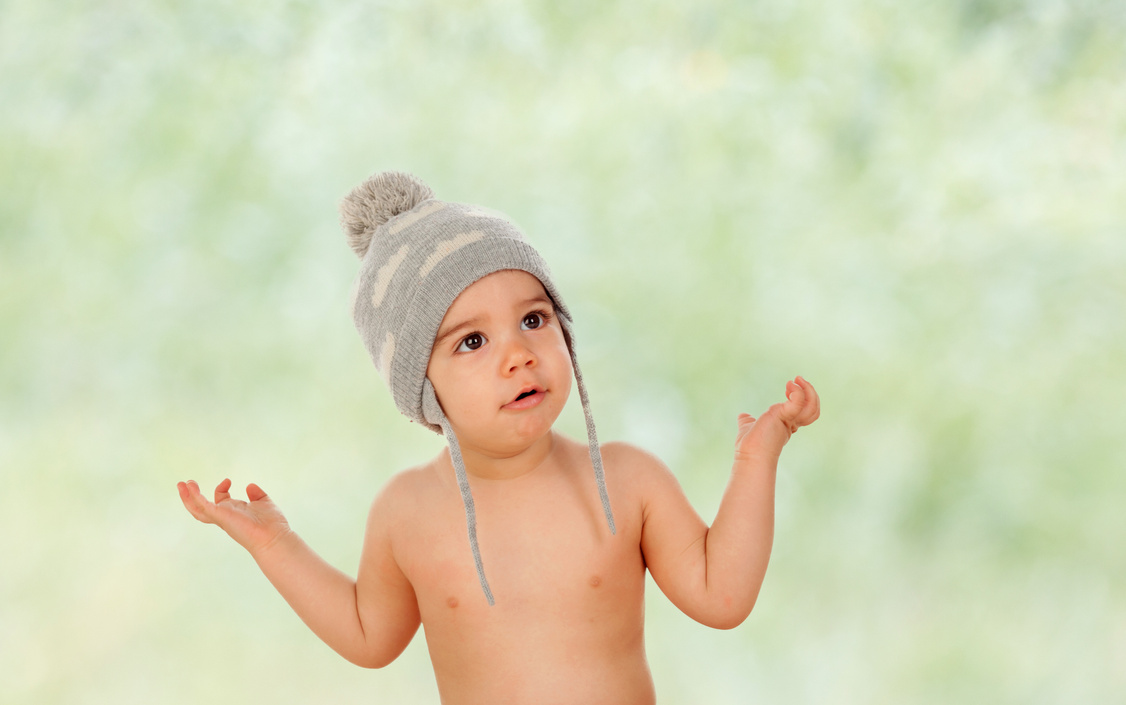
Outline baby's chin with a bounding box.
[454,412,562,454]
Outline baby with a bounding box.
[178,172,820,704]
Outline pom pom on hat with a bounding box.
[340,171,435,258]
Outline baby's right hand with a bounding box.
[177,479,292,558]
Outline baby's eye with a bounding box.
[456,333,485,353]
[521,310,550,330]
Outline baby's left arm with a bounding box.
[639,377,819,629]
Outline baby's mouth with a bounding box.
[505,386,545,408]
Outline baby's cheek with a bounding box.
[429,370,473,412]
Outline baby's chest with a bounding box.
[398,478,643,614]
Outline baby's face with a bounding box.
[426,270,573,456]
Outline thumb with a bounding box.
[246,483,269,502]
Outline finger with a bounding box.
[246,483,268,502]
[782,385,805,419]
[214,478,233,505]
[805,387,820,424]
[785,378,803,400]
[794,376,820,425]
[178,481,215,524]
[737,415,757,433]
[177,481,192,507]
[796,376,816,398]
[180,480,205,503]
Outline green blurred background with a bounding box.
[2,0,1124,702]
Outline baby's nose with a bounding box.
[502,339,536,371]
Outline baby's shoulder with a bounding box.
[599,440,675,488]
[600,439,667,468]
[367,459,442,523]
[598,441,694,527]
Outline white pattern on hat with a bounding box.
[418,230,486,278]
[378,332,395,388]
[370,244,411,309]
[387,200,445,235]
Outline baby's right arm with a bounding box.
[177,478,420,668]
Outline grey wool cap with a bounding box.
[340,171,616,606]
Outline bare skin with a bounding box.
[177,270,820,704]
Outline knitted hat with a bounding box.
[341,171,616,606]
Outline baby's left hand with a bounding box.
[735,376,820,461]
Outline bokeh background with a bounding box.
[2,0,1124,702]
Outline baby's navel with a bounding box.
[589,575,602,588]
[447,596,459,609]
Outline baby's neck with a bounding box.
[449,430,559,484]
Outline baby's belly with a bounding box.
[422,600,654,705]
